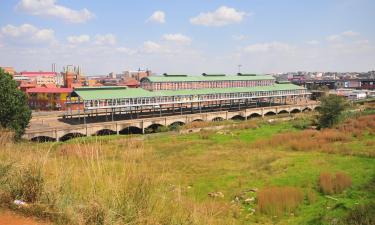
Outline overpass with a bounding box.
[23,103,319,142]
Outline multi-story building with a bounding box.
[124,69,151,81]
[140,73,275,91]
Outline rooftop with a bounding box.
[142,74,275,83]
[72,83,305,101]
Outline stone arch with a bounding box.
[247,113,261,119]
[264,111,277,116]
[302,107,312,112]
[278,110,289,114]
[145,123,166,134]
[290,108,301,113]
[231,115,245,121]
[192,119,204,123]
[95,129,116,136]
[212,117,225,122]
[169,121,185,130]
[119,126,143,135]
[314,106,321,111]
[31,136,56,142]
[60,132,86,142]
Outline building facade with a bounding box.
[140,73,275,91]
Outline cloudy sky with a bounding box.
[0,0,374,75]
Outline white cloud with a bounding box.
[143,41,163,53]
[232,34,248,41]
[342,30,360,37]
[147,10,165,24]
[356,39,369,45]
[326,30,360,42]
[326,34,341,42]
[116,47,136,55]
[243,42,292,53]
[94,34,116,45]
[67,34,90,44]
[1,23,55,43]
[16,0,94,23]
[162,33,191,44]
[190,6,247,26]
[306,40,319,45]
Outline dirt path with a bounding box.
[0,210,50,225]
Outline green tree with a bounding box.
[317,94,348,128]
[0,68,32,139]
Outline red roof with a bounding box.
[42,84,57,88]
[20,72,57,77]
[26,87,72,94]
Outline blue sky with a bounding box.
[0,0,374,75]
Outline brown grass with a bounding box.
[252,114,375,157]
[257,186,304,215]
[0,128,14,146]
[319,171,352,195]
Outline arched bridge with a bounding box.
[24,104,319,141]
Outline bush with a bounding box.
[257,186,304,215]
[10,165,44,203]
[319,171,352,195]
[317,95,349,128]
[343,201,375,225]
[292,118,312,130]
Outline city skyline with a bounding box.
[0,0,374,74]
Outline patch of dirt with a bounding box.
[0,210,50,225]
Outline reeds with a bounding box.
[319,171,352,195]
[257,186,304,215]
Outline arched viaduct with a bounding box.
[24,104,319,142]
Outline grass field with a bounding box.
[0,113,374,225]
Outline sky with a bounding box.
[0,0,374,75]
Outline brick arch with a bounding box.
[212,117,225,122]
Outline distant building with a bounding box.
[124,69,151,81]
[63,65,85,88]
[0,66,16,75]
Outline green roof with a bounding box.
[143,74,275,82]
[72,83,305,101]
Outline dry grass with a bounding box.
[0,128,14,146]
[319,171,352,195]
[257,186,304,215]
[252,114,375,157]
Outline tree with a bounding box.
[317,94,348,128]
[0,68,31,139]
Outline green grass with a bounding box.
[0,115,374,224]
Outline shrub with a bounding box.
[292,118,312,130]
[319,171,352,195]
[317,95,349,128]
[10,165,44,203]
[343,201,375,225]
[257,186,304,215]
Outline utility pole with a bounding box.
[238,64,242,74]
